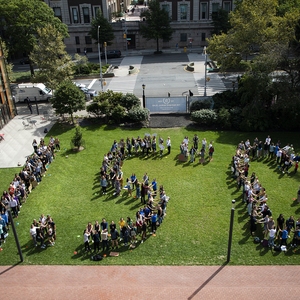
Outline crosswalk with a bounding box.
[187,53,228,96]
[104,56,143,94]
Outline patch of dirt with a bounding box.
[149,114,194,128]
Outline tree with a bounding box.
[208,0,299,70]
[52,80,86,124]
[71,127,85,150]
[0,39,13,81]
[89,12,115,48]
[211,9,231,35]
[30,25,75,91]
[140,0,173,53]
[0,0,68,75]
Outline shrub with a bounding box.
[120,93,141,111]
[218,107,231,129]
[71,127,85,149]
[111,104,126,124]
[190,109,217,126]
[73,64,91,75]
[190,99,213,112]
[127,107,149,122]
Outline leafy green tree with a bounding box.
[0,0,68,75]
[208,0,299,70]
[119,93,141,111]
[30,25,74,91]
[73,53,89,75]
[89,12,115,48]
[52,80,86,124]
[140,0,173,53]
[0,39,13,81]
[71,127,85,150]
[211,9,231,35]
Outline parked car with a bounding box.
[80,87,98,98]
[101,50,121,59]
[73,81,86,88]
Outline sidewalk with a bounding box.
[0,265,299,299]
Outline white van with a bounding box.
[11,83,53,103]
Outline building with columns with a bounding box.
[44,0,234,54]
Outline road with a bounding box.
[13,53,236,97]
[76,53,231,98]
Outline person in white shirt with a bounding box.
[166,137,171,154]
[30,224,38,247]
[268,226,276,248]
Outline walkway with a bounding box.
[0,265,299,299]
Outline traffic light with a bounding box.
[123,33,127,39]
[104,42,107,47]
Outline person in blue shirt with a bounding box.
[151,179,157,198]
[280,227,289,246]
[151,212,157,234]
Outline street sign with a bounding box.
[127,38,131,41]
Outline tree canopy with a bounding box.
[52,80,86,124]
[30,25,74,90]
[140,0,173,53]
[207,0,299,71]
[89,12,115,47]
[0,0,68,74]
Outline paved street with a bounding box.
[75,52,228,98]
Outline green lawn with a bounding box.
[1,123,299,265]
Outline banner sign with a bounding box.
[146,97,187,113]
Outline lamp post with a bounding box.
[203,46,207,97]
[227,199,236,263]
[97,25,103,91]
[142,84,146,108]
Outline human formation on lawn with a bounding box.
[0,136,59,249]
[232,135,300,252]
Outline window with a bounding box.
[180,33,187,42]
[162,4,170,14]
[53,7,62,21]
[180,4,188,20]
[201,33,206,42]
[223,2,231,12]
[200,3,208,20]
[94,6,101,17]
[76,48,81,54]
[85,36,92,44]
[83,7,90,23]
[212,3,219,13]
[72,8,79,23]
[75,36,80,45]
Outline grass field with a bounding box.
[0,122,299,265]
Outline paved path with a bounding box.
[1,265,299,299]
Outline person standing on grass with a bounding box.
[208,142,214,161]
[110,227,119,249]
[189,145,196,163]
[100,175,107,195]
[268,225,276,248]
[151,211,157,234]
[193,134,199,150]
[199,147,205,164]
[93,230,101,252]
[54,138,60,151]
[83,229,91,252]
[101,229,109,252]
[30,224,38,247]
[141,220,147,243]
[166,137,171,155]
[280,227,289,246]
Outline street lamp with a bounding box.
[97,25,103,91]
[227,199,236,263]
[203,46,208,97]
[142,84,146,108]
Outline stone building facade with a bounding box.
[44,0,234,54]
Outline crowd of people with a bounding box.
[0,136,59,249]
[82,136,171,255]
[30,214,56,249]
[179,135,215,163]
[232,135,300,251]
